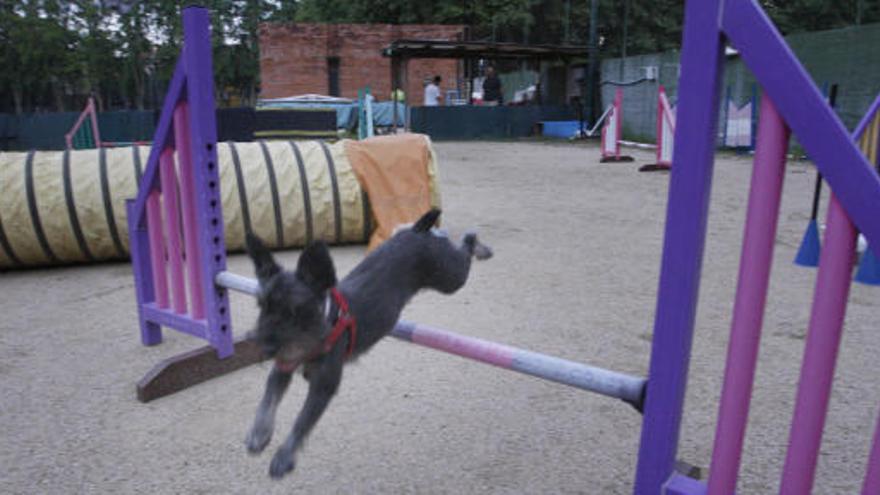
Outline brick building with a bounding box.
[259,23,465,103]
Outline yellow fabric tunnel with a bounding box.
[0,136,440,269]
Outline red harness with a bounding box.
[274,288,356,373]
[322,287,357,358]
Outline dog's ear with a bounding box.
[412,208,442,233]
[246,231,281,284]
[296,241,337,292]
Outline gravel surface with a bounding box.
[2,140,878,494]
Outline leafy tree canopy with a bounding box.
[1,0,875,113]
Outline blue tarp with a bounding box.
[370,102,408,127]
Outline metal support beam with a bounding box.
[402,58,411,131]
[586,0,599,122]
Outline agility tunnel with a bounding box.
[0,135,441,269]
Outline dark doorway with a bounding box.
[327,57,340,96]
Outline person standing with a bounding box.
[424,76,442,106]
[482,66,502,106]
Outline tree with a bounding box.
[762,0,880,34]
[1,2,80,113]
[1,0,876,113]
[292,0,540,43]
[73,1,122,111]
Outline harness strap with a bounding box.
[274,287,356,373]
[322,287,357,358]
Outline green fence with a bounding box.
[0,110,157,151]
[410,105,577,140]
[0,112,80,150]
[0,108,265,151]
[600,22,880,143]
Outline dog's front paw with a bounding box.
[269,449,296,479]
[245,422,273,454]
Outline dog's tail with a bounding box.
[413,208,442,233]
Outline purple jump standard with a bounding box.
[637,0,880,492]
[709,91,880,495]
[775,86,880,494]
[128,7,231,356]
[634,0,726,490]
[865,411,880,494]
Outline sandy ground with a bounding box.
[2,140,879,494]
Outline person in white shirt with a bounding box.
[423,76,442,106]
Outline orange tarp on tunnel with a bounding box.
[345,133,441,251]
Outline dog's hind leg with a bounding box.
[246,366,294,454]
[269,353,343,479]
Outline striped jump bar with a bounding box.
[215,271,646,410]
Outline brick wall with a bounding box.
[259,23,465,104]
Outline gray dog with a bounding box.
[244,208,492,479]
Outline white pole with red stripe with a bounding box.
[639,85,677,172]
[600,88,634,163]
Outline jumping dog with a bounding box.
[244,208,492,478]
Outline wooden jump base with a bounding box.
[136,338,264,402]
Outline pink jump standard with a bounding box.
[706,95,790,494]
[173,103,206,320]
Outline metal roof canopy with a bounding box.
[382,39,587,60]
[383,39,585,131]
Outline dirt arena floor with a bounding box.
[2,140,879,494]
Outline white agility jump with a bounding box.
[600,86,676,171]
[639,86,676,172]
[600,88,634,163]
